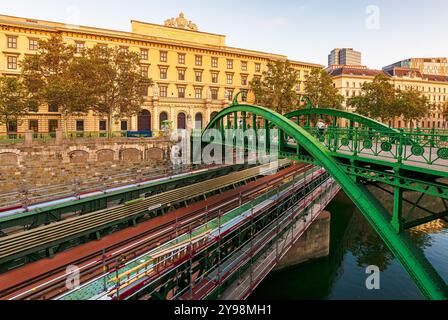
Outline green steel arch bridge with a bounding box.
[201,96,448,300]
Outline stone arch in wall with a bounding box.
[195,112,203,129]
[146,148,164,160]
[96,149,115,162]
[0,152,19,166]
[120,148,142,162]
[69,150,89,164]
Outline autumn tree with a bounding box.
[21,34,94,134]
[82,45,153,136]
[0,77,30,135]
[250,60,299,114]
[304,68,343,109]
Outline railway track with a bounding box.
[0,160,290,268]
[0,161,307,300]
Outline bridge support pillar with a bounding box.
[274,211,331,271]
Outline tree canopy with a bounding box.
[250,60,300,114]
[0,77,30,133]
[21,35,153,135]
[348,74,431,126]
[304,69,344,109]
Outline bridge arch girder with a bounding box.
[204,104,447,300]
[284,108,399,133]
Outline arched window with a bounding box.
[177,112,186,129]
[138,110,151,131]
[159,112,168,130]
[195,113,203,129]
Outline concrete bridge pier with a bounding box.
[274,210,331,271]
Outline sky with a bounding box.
[0,0,447,69]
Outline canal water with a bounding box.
[250,190,448,300]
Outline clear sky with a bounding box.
[1,0,447,69]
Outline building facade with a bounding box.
[328,65,448,129]
[328,48,362,67]
[383,58,448,77]
[0,12,322,135]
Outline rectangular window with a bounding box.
[141,65,149,78]
[178,69,186,81]
[75,42,85,53]
[211,72,219,84]
[226,74,233,85]
[7,36,17,49]
[119,46,129,53]
[7,56,18,70]
[241,75,248,86]
[195,71,203,82]
[160,51,168,62]
[8,121,17,133]
[255,63,261,73]
[195,55,203,66]
[195,88,202,99]
[99,120,107,131]
[140,85,148,96]
[29,38,39,51]
[48,120,58,133]
[241,91,248,102]
[29,120,39,133]
[141,49,149,60]
[241,61,248,71]
[121,120,128,131]
[178,53,185,65]
[211,57,218,68]
[28,100,39,112]
[160,67,168,79]
[211,88,218,100]
[178,87,186,98]
[227,59,233,69]
[160,86,168,97]
[76,120,84,132]
[49,103,59,113]
[226,89,234,100]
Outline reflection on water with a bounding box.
[250,190,448,300]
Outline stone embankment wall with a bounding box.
[274,210,331,271]
[0,137,173,193]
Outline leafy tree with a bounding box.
[394,88,430,127]
[348,74,431,127]
[304,68,343,109]
[250,60,299,114]
[0,77,30,134]
[21,34,93,134]
[347,74,396,121]
[82,45,153,136]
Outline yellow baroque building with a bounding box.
[0,12,322,135]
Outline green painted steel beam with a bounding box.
[204,103,448,300]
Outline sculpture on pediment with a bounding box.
[164,12,199,31]
[164,18,175,27]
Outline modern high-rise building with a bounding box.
[383,57,448,77]
[0,12,322,135]
[328,48,362,67]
